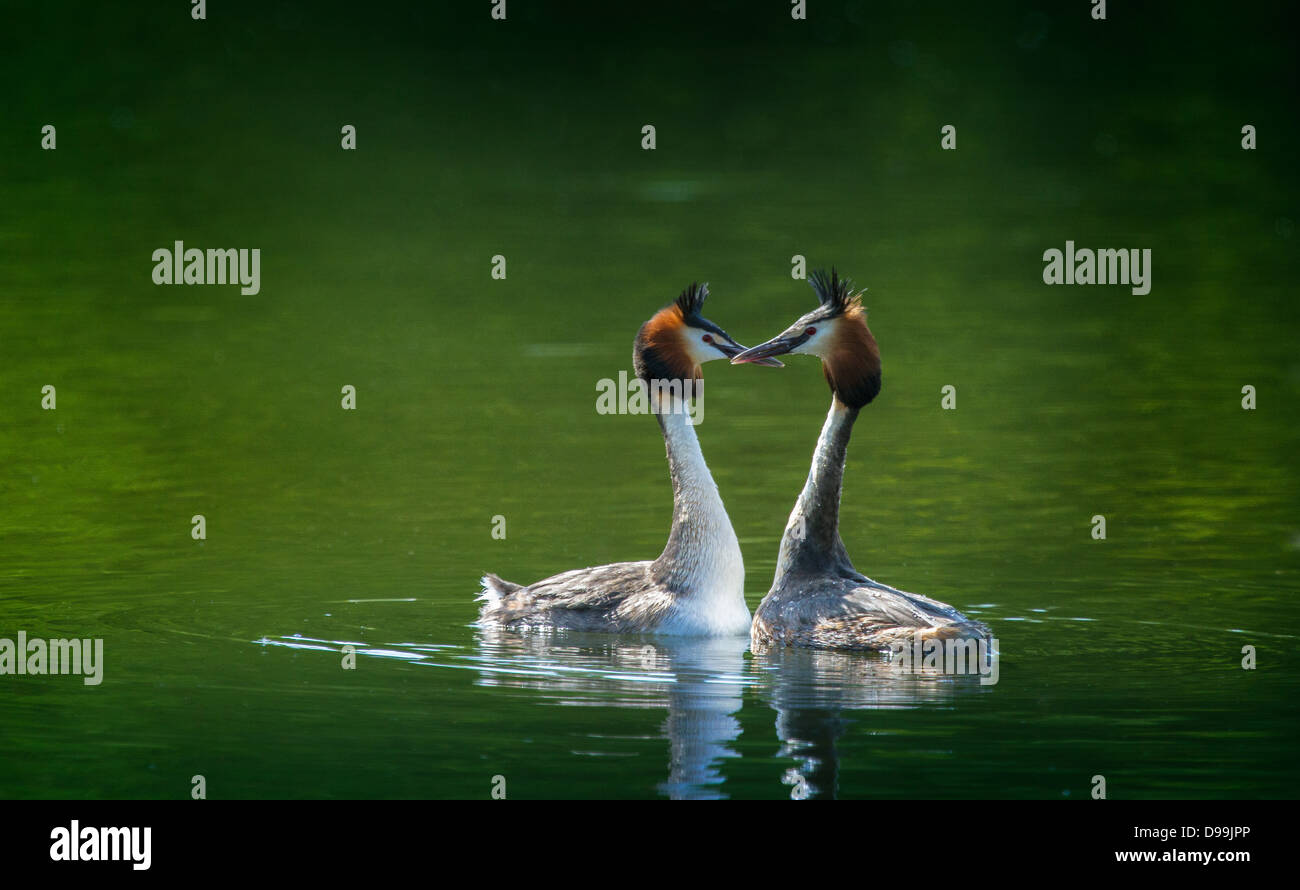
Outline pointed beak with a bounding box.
[730,334,801,365]
[715,336,783,367]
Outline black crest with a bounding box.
[675,282,709,320]
[808,268,861,316]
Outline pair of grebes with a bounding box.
[479,269,988,653]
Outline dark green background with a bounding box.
[1,1,1297,798]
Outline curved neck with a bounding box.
[651,394,741,591]
[775,396,859,581]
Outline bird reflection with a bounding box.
[256,628,991,799]
[474,627,751,799]
[753,647,986,799]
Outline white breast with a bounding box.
[652,406,751,636]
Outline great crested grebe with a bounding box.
[732,269,990,652]
[478,283,780,636]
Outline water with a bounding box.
[2,1,1297,799]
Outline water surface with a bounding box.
[2,1,1297,799]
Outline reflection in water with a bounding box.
[258,628,753,799]
[752,648,989,800]
[474,628,751,800]
[257,629,995,799]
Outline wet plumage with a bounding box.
[477,283,776,636]
[733,269,990,653]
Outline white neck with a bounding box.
[774,396,859,584]
[650,394,750,635]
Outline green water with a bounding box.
[2,2,1297,799]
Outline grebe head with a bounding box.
[634,282,782,382]
[730,268,881,409]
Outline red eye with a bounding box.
[702,334,713,343]
[805,327,817,335]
